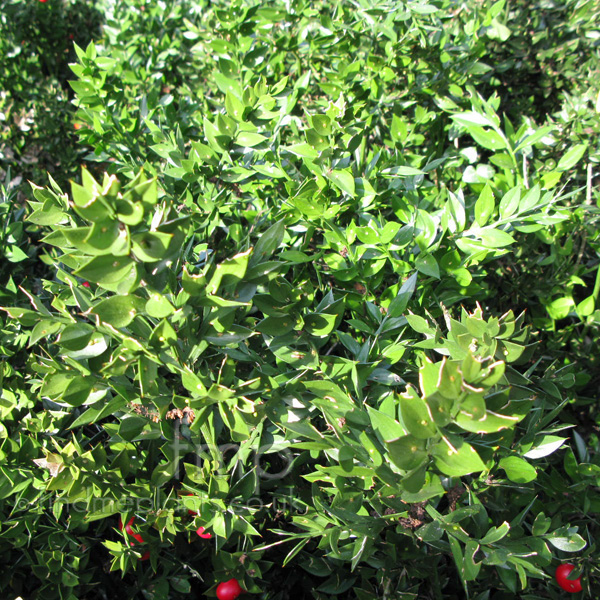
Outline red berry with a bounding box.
[555,564,583,593]
[82,281,90,287]
[184,494,212,538]
[184,493,213,538]
[130,531,145,544]
[39,0,48,3]
[196,526,212,539]
[216,578,243,600]
[119,517,146,544]
[118,516,136,535]
[117,516,150,562]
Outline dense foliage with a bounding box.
[1,0,599,599]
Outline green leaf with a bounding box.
[235,131,268,147]
[304,313,338,337]
[272,344,319,369]
[358,431,383,466]
[410,3,438,14]
[70,181,113,222]
[28,205,67,226]
[28,320,62,346]
[145,292,175,319]
[514,126,555,153]
[131,231,174,262]
[204,325,254,346]
[283,143,319,159]
[447,535,467,594]
[399,387,437,439]
[417,521,444,542]
[279,250,312,263]
[115,198,145,226]
[69,395,125,428]
[170,578,191,594]
[523,436,567,459]
[476,228,515,248]
[474,185,495,226]
[84,218,120,250]
[128,177,158,206]
[190,141,218,165]
[405,313,435,335]
[385,435,427,471]
[355,226,379,245]
[499,456,537,483]
[253,164,286,178]
[311,114,332,136]
[469,126,507,151]
[557,144,587,171]
[61,376,96,407]
[545,529,587,552]
[367,406,408,442]
[519,184,541,212]
[463,540,482,581]
[306,128,329,151]
[448,190,466,232]
[149,319,178,348]
[207,249,251,294]
[479,360,505,386]
[249,219,285,267]
[486,18,511,42]
[138,356,158,397]
[456,393,521,433]
[282,538,311,568]
[387,272,417,317]
[325,169,355,197]
[151,460,179,486]
[57,323,95,351]
[221,167,253,183]
[5,245,28,262]
[532,513,551,536]
[74,255,135,285]
[89,295,145,328]
[225,90,245,120]
[576,295,595,317]
[66,332,108,360]
[415,254,440,278]
[381,166,425,177]
[118,416,147,441]
[480,521,510,545]
[203,116,229,153]
[181,266,206,295]
[256,316,295,337]
[432,436,487,476]
[546,296,574,320]
[452,111,495,129]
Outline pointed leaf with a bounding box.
[499,456,537,483]
[432,436,487,476]
[326,169,355,197]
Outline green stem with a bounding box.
[591,262,600,302]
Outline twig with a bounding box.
[325,342,338,356]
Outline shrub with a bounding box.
[1,0,599,599]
